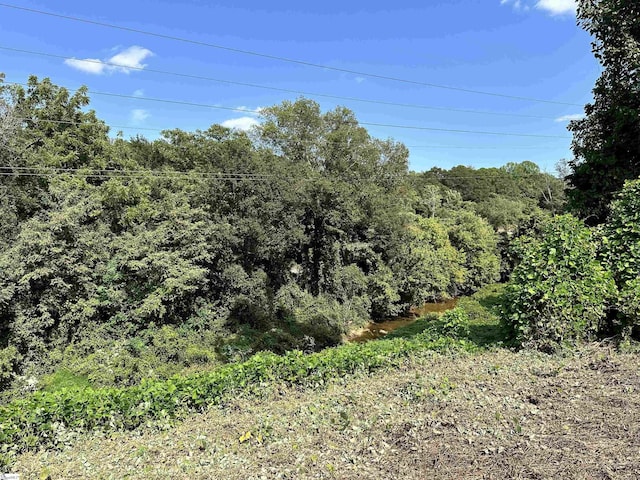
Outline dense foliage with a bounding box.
[0,77,563,394]
[567,0,640,224]
[602,179,640,335]
[502,215,615,351]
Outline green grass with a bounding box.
[390,283,511,348]
[0,333,475,467]
[40,369,92,393]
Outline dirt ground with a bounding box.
[13,345,640,479]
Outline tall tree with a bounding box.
[567,0,640,224]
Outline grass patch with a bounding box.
[13,346,640,480]
[40,369,92,393]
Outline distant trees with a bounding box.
[0,84,512,389]
[567,0,640,224]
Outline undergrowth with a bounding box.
[0,334,474,467]
[0,284,506,467]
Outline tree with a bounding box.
[567,0,640,224]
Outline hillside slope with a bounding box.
[15,346,640,479]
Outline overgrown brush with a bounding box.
[0,334,473,467]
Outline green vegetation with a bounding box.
[0,76,564,398]
[14,346,639,480]
[602,179,640,337]
[389,284,508,347]
[1,2,640,471]
[0,331,475,466]
[499,184,640,350]
[502,215,615,351]
[0,284,509,466]
[567,0,640,224]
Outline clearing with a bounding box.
[14,345,640,479]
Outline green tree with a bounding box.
[567,0,640,224]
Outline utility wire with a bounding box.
[0,167,276,181]
[405,145,551,149]
[10,115,571,139]
[2,166,272,177]
[2,71,566,121]
[0,2,583,107]
[0,168,561,180]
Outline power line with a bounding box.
[0,2,584,107]
[0,166,276,181]
[2,166,272,178]
[360,121,568,138]
[0,168,561,180]
[10,115,570,140]
[2,78,564,122]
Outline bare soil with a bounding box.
[14,345,640,479]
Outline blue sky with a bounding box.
[0,0,598,172]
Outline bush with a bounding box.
[618,279,640,337]
[275,283,369,348]
[602,179,640,336]
[502,215,615,351]
[439,308,471,339]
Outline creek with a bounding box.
[348,298,458,343]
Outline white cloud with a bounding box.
[130,109,150,124]
[132,89,145,97]
[500,0,530,12]
[63,58,106,74]
[64,46,153,75]
[221,116,260,131]
[501,0,576,15]
[355,77,365,84]
[235,106,263,115]
[108,46,154,73]
[555,113,584,122]
[535,0,576,15]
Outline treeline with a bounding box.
[0,77,561,392]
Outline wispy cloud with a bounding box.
[235,106,263,115]
[64,46,154,75]
[63,58,106,75]
[501,0,576,15]
[130,109,151,124]
[536,0,576,16]
[555,113,584,122]
[221,116,260,131]
[132,89,145,98]
[500,0,530,12]
[355,77,365,84]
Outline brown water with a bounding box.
[348,298,458,343]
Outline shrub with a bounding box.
[439,308,471,339]
[275,283,369,348]
[618,279,640,337]
[602,179,640,336]
[502,215,615,351]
